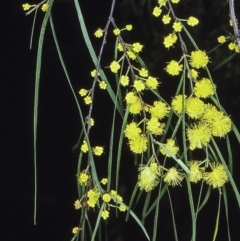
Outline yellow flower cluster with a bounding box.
[163,33,178,48]
[138,159,228,192]
[22,2,49,13]
[138,159,186,190]
[94,28,104,38]
[100,190,126,220]
[165,60,183,75]
[187,104,231,150]
[164,167,184,186]
[171,80,231,150]
[138,160,160,191]
[187,161,228,188]
[87,188,100,207]
[124,121,147,154]
[125,91,142,114]
[80,141,104,156]
[189,50,209,69]
[78,172,89,186]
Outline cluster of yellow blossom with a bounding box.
[138,159,228,192]
[166,50,209,76]
[123,98,171,154]
[171,80,231,150]
[80,140,104,156]
[94,24,132,38]
[216,19,239,53]
[78,69,108,105]
[152,1,199,48]
[22,2,49,12]
[124,121,147,153]
[138,159,184,190]
[125,91,143,114]
[187,103,231,150]
[74,178,126,221]
[187,161,228,188]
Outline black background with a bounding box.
[2,0,240,240]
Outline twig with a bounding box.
[229,0,240,51]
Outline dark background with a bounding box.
[2,0,240,240]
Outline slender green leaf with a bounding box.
[33,0,54,225]
[212,191,221,241]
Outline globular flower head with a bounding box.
[102,193,111,203]
[163,33,178,48]
[217,36,226,44]
[171,94,187,114]
[152,7,162,17]
[162,14,171,24]
[202,104,219,122]
[125,92,138,104]
[211,115,231,137]
[187,161,204,183]
[84,96,92,105]
[72,227,79,234]
[186,97,205,119]
[187,16,199,26]
[99,80,107,89]
[146,117,165,135]
[159,139,179,157]
[129,134,148,154]
[158,0,167,6]
[139,68,148,77]
[81,140,89,153]
[145,76,159,89]
[203,163,228,188]
[92,146,104,156]
[129,99,142,114]
[202,106,232,137]
[194,78,216,98]
[94,28,104,38]
[119,204,127,212]
[228,42,236,51]
[87,189,100,207]
[100,178,108,185]
[149,100,170,119]
[79,88,88,97]
[22,3,31,11]
[41,3,49,12]
[134,79,145,92]
[113,28,121,36]
[189,50,209,69]
[124,122,142,140]
[101,209,109,219]
[120,75,130,86]
[187,123,212,150]
[138,161,160,191]
[132,42,144,53]
[74,199,81,209]
[78,172,89,186]
[164,167,184,186]
[126,24,133,31]
[110,61,121,73]
[165,60,183,76]
[173,21,182,32]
